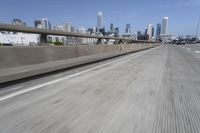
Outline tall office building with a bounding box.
[114,27,119,37]
[145,27,148,35]
[41,18,50,30]
[156,23,161,38]
[147,24,153,40]
[77,27,87,34]
[71,26,76,33]
[87,27,96,35]
[64,23,71,32]
[97,11,103,31]
[152,26,154,37]
[110,23,114,32]
[137,31,142,36]
[162,17,168,34]
[48,22,52,30]
[125,24,131,33]
[34,20,42,28]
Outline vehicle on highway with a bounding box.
[188,37,198,44]
[171,39,178,44]
[176,39,186,45]
[2,43,13,46]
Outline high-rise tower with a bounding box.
[161,17,168,34]
[156,23,161,37]
[97,11,103,31]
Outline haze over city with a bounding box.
[0,0,200,35]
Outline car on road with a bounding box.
[171,39,178,44]
[176,39,186,45]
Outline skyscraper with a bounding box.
[162,17,168,34]
[156,23,161,38]
[64,23,71,32]
[110,23,114,32]
[145,27,148,35]
[41,18,50,30]
[71,26,76,33]
[34,20,41,28]
[147,24,153,40]
[97,11,103,31]
[152,26,154,37]
[114,27,119,37]
[125,24,131,34]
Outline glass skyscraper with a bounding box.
[162,17,168,35]
[156,23,161,38]
[125,24,131,33]
[41,18,51,30]
[97,11,103,31]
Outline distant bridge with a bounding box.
[0,23,153,44]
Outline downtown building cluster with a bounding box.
[0,11,121,46]
[0,12,171,46]
[137,17,173,42]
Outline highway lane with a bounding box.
[1,44,200,133]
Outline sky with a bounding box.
[0,0,200,36]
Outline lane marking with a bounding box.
[0,86,24,94]
[195,51,200,53]
[0,47,157,102]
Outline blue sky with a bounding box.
[0,0,200,35]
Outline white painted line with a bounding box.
[0,85,24,94]
[0,48,154,102]
[195,51,200,53]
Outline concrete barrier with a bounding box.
[0,43,159,83]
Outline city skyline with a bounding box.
[0,0,200,35]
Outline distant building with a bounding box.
[125,24,131,34]
[147,24,153,40]
[137,31,149,40]
[34,20,42,28]
[77,27,87,34]
[0,32,39,46]
[12,19,26,26]
[145,27,148,35]
[53,25,64,31]
[114,27,119,37]
[71,26,76,33]
[64,23,71,32]
[87,27,96,35]
[110,23,114,32]
[41,18,51,30]
[152,26,154,37]
[156,23,161,39]
[77,27,96,44]
[97,11,103,31]
[48,22,52,30]
[162,17,168,34]
[137,31,142,36]
[99,27,106,36]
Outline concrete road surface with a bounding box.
[1,44,200,133]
